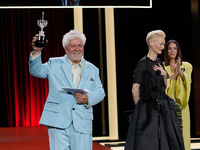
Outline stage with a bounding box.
[0,126,199,150]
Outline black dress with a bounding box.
[125,56,185,150]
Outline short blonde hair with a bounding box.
[146,30,166,46]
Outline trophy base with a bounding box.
[34,36,47,47]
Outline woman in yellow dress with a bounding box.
[163,40,193,150]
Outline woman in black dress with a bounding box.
[125,30,185,150]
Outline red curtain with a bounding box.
[1,8,73,127]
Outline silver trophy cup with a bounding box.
[35,12,48,47]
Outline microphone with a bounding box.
[156,70,161,76]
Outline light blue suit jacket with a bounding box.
[29,54,105,134]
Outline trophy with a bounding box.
[34,12,48,47]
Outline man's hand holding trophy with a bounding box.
[34,12,48,48]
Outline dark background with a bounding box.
[0,0,150,6]
[1,0,200,140]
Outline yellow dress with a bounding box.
[164,62,193,150]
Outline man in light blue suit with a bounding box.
[29,30,105,150]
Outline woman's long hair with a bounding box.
[163,40,183,66]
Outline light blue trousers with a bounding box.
[48,124,92,150]
[62,0,80,6]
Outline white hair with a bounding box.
[62,30,86,48]
[146,30,166,46]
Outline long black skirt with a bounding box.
[124,97,185,150]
